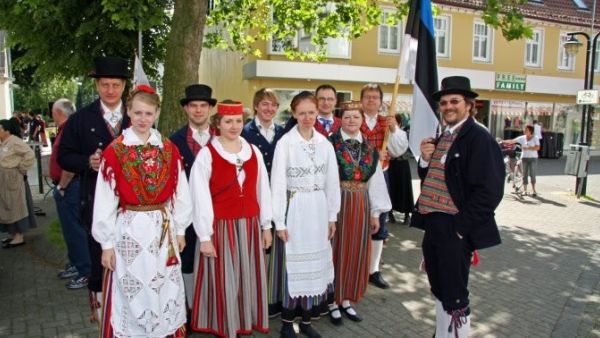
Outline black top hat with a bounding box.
[431,76,479,101]
[180,84,217,106]
[89,57,129,79]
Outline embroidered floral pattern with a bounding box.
[111,137,173,204]
[330,131,378,182]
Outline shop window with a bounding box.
[434,15,451,58]
[473,20,493,63]
[525,29,544,67]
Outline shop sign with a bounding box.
[495,73,526,92]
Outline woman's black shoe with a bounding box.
[299,323,322,338]
[328,308,343,326]
[340,306,363,322]
[280,322,297,338]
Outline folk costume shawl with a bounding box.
[330,130,379,182]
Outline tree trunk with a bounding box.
[160,0,208,135]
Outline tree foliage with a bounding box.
[0,0,170,81]
[0,0,533,133]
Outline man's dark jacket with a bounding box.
[411,117,505,250]
[241,119,285,175]
[58,99,129,228]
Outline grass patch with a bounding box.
[48,218,66,250]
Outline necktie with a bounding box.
[319,118,332,132]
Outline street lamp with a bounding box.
[564,31,600,195]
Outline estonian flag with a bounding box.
[398,0,440,158]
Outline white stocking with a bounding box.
[369,240,383,274]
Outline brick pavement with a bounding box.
[1,158,599,337]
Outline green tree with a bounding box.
[1,0,532,134]
[13,77,78,114]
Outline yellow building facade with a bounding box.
[199,2,599,155]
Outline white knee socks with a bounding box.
[434,298,470,338]
[369,239,383,274]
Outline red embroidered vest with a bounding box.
[101,135,181,209]
[207,143,260,219]
[361,115,389,168]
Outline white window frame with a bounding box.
[472,20,493,63]
[434,15,451,58]
[557,32,575,71]
[525,28,544,67]
[378,9,402,54]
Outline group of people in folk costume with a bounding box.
[57,55,503,338]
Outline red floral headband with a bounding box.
[136,84,156,94]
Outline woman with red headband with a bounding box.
[189,101,273,337]
[92,85,193,337]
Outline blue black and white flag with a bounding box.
[398,0,440,158]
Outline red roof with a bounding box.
[435,0,600,29]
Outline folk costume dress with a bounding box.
[271,125,341,310]
[92,128,192,338]
[188,137,272,338]
[329,130,391,304]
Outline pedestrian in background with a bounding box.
[502,125,540,196]
[50,98,92,289]
[411,76,504,337]
[388,113,414,225]
[0,119,35,248]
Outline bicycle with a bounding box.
[499,141,523,195]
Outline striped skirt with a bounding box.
[267,231,285,316]
[332,184,371,304]
[191,217,268,338]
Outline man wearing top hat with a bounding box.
[169,84,217,310]
[410,76,504,337]
[58,56,130,322]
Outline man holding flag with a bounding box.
[359,83,408,290]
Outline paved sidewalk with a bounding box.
[1,158,599,337]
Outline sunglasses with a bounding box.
[439,98,464,107]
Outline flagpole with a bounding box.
[380,70,401,166]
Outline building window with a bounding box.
[434,15,451,58]
[525,29,544,67]
[558,33,575,71]
[269,3,350,59]
[379,9,401,53]
[473,20,493,62]
[572,0,589,10]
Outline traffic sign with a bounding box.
[576,90,599,104]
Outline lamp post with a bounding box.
[564,31,600,195]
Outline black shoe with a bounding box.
[2,241,25,249]
[65,275,89,289]
[328,308,343,326]
[388,212,397,223]
[369,272,390,289]
[340,306,362,322]
[299,323,321,338]
[403,213,411,225]
[280,322,297,338]
[57,264,78,279]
